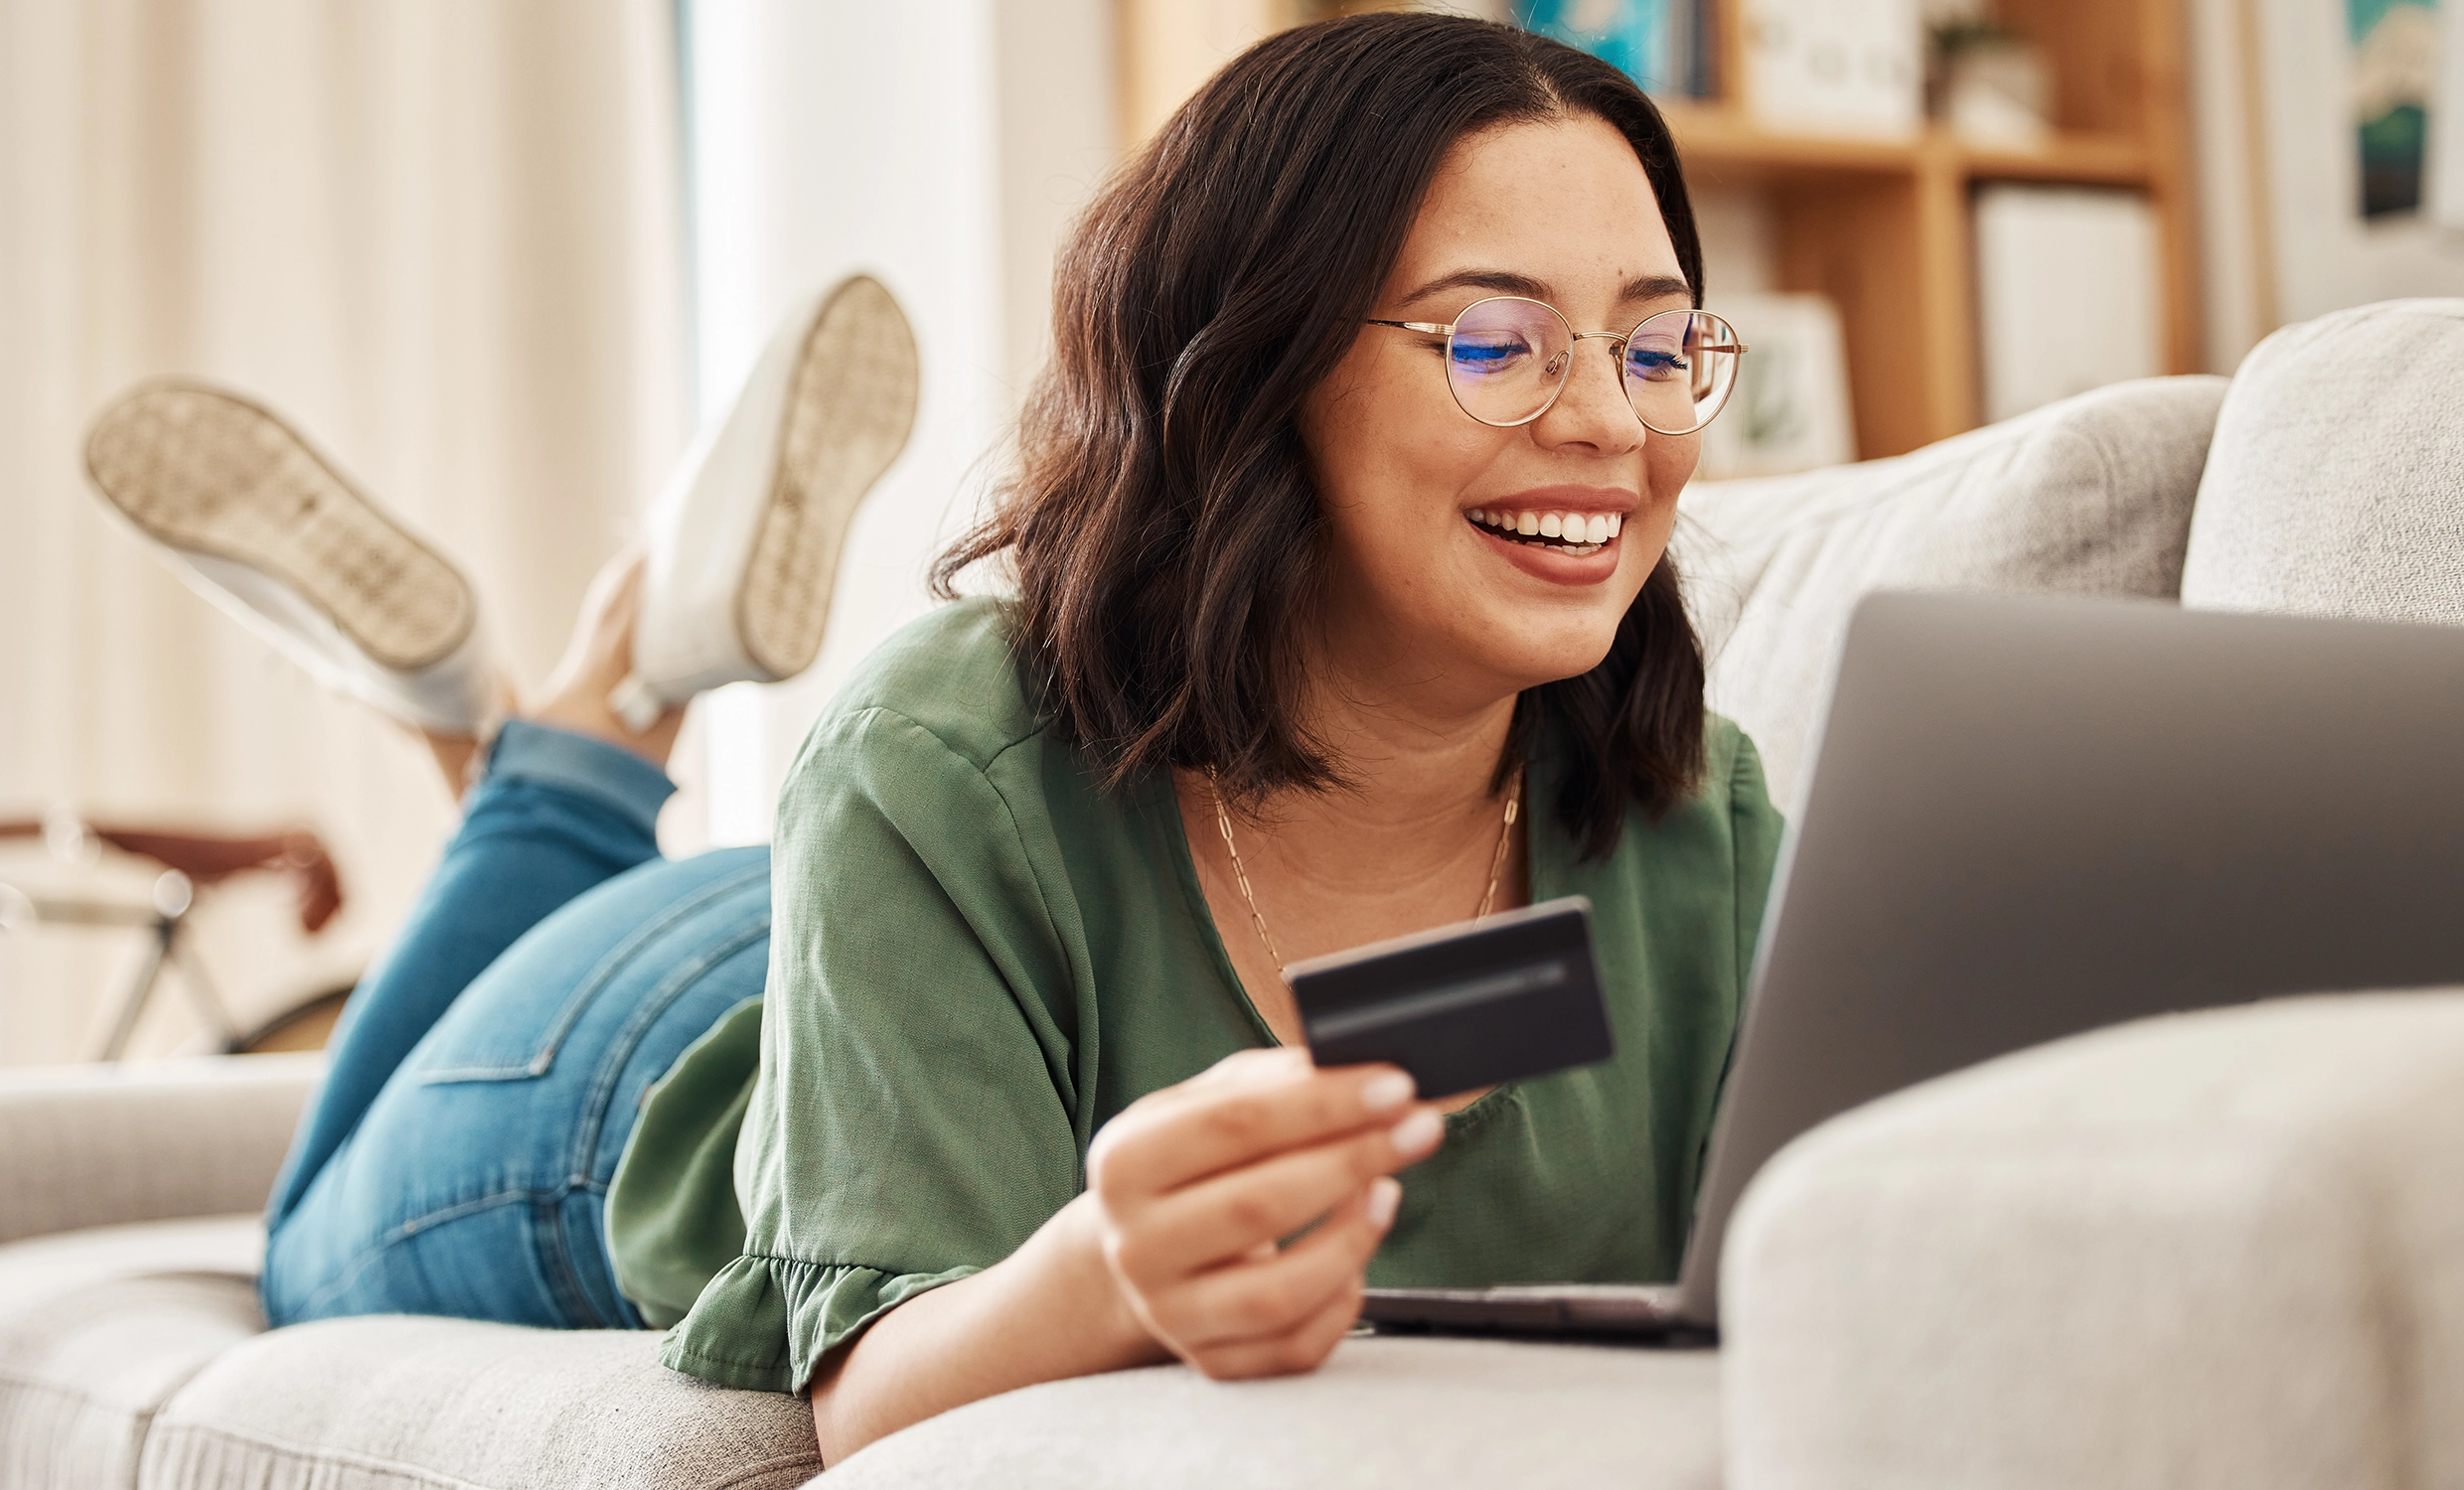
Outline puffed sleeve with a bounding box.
[658,705,1086,1394]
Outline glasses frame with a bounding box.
[1365,296,1749,435]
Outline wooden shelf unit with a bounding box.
[1662,100,2180,459]
[1668,0,2200,459]
[1115,0,2202,460]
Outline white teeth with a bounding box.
[1474,509,1622,551]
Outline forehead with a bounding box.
[1390,114,1681,300]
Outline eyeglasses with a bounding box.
[1365,298,1748,435]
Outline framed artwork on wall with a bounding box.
[2350,0,2438,219]
[2242,0,2462,327]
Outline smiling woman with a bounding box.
[629,13,1781,1462]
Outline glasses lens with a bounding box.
[1622,310,1743,435]
[1446,298,1574,426]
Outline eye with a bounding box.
[1451,332,1533,373]
[1624,340,1689,382]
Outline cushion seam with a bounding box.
[0,1362,170,1425]
[147,1414,823,1489]
[700,1449,833,1489]
[143,1416,510,1490]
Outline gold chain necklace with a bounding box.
[1207,763,1525,977]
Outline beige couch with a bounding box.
[3,299,2458,1488]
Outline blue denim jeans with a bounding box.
[261,720,770,1330]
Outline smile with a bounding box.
[1465,508,1620,557]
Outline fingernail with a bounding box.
[1389,1108,1443,1158]
[1367,1176,1402,1228]
[1359,1070,1415,1113]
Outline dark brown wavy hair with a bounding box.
[933,13,1707,860]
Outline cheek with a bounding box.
[1308,359,1498,535]
[1617,434,1696,580]
[1644,429,1700,498]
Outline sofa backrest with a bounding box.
[2181,298,2464,627]
[1678,374,2229,809]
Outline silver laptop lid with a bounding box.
[1674,591,2464,1324]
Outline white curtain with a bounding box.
[676,0,1117,845]
[0,0,690,1064]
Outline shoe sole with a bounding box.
[84,381,476,672]
[737,275,922,679]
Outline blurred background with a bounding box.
[1,0,2458,1067]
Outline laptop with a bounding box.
[1362,589,2464,1342]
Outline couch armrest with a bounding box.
[0,1053,322,1244]
[1722,989,2464,1490]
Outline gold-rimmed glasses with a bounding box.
[1366,297,1748,434]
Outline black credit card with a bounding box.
[1287,896,1614,1098]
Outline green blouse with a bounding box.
[611,597,1782,1395]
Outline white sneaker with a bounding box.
[610,273,921,729]
[83,380,498,735]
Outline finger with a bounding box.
[1182,1267,1372,1382]
[1143,1181,1379,1349]
[1154,1177,1399,1351]
[1118,1112,1438,1276]
[1186,1047,1311,1089]
[1089,1060,1418,1202]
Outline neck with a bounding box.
[1176,620,1533,1016]
[1221,624,1524,893]
[1297,597,1527,807]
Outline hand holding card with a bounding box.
[1286,897,1615,1099]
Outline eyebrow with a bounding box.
[1395,268,1694,310]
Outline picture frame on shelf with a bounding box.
[1737,0,1924,138]
[1695,292,1855,479]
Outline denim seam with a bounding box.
[284,1174,621,1324]
[555,908,768,1327]
[288,1186,538,1319]
[536,1191,605,1329]
[565,910,772,1181]
[414,861,772,1084]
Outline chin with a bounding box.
[1476,614,1624,691]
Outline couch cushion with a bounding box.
[825,1334,1721,1490]
[0,1215,266,1490]
[1721,989,2464,1490]
[2181,298,2464,626]
[144,1315,821,1490]
[1678,374,2228,808]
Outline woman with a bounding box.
[87,13,1774,1466]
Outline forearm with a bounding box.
[807,1193,1166,1463]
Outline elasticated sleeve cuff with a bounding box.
[658,1252,980,1395]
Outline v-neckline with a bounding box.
[1151,769,1288,1049]
[1145,765,1551,1127]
